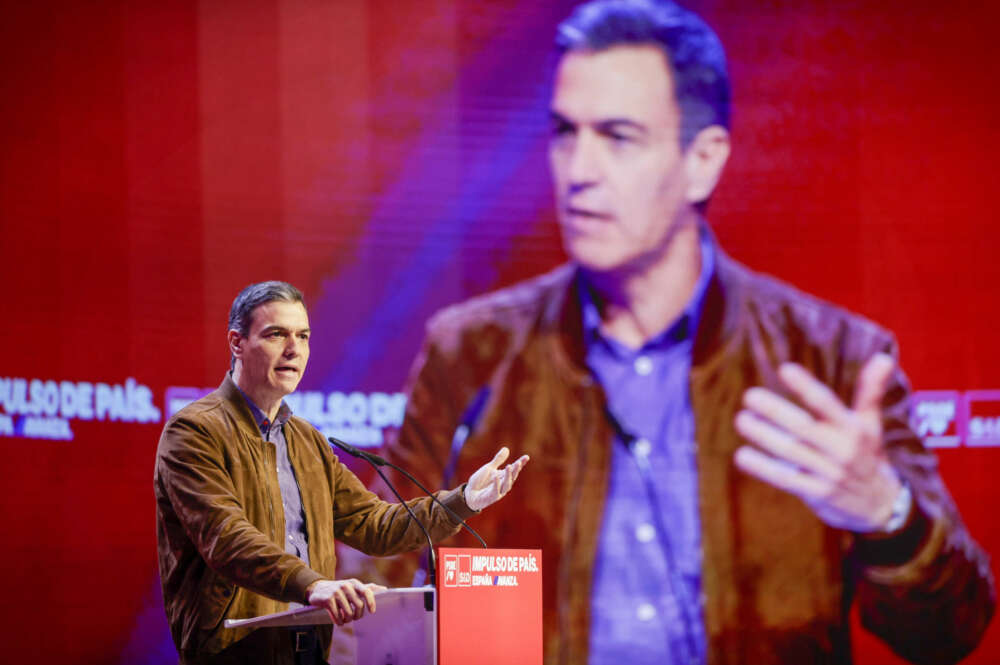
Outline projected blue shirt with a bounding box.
[583,236,713,665]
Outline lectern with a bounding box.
[224,547,542,665]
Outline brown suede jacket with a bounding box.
[154,374,474,662]
[385,249,995,665]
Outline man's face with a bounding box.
[232,300,310,406]
[549,45,695,273]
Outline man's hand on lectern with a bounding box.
[464,446,530,512]
[306,578,387,626]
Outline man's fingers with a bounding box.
[778,363,852,425]
[326,596,347,625]
[509,455,529,484]
[498,454,528,496]
[734,410,834,475]
[466,450,529,510]
[490,446,511,469]
[329,590,348,625]
[735,357,895,532]
[502,463,514,494]
[309,580,385,625]
[338,585,359,621]
[742,386,846,453]
[335,580,371,622]
[744,386,817,434]
[365,592,375,615]
[470,447,510,488]
[734,445,826,499]
[352,595,364,620]
[365,583,386,612]
[852,352,895,414]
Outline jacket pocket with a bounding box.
[198,569,238,629]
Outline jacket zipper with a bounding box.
[262,435,278,541]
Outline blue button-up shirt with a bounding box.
[584,237,714,665]
[236,385,311,567]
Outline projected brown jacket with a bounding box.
[154,374,473,663]
[386,249,995,665]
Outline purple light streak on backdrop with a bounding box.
[304,5,575,394]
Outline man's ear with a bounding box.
[683,125,730,204]
[228,329,244,362]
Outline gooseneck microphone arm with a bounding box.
[329,436,487,549]
[330,436,437,586]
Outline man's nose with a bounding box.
[566,132,601,189]
[284,336,302,356]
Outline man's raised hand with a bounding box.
[733,352,903,532]
[464,447,530,512]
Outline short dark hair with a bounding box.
[555,0,730,147]
[228,281,305,367]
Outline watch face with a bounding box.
[885,482,912,533]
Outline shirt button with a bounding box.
[636,603,657,621]
[634,356,653,376]
[633,437,652,458]
[635,523,656,543]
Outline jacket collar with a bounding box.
[692,248,744,368]
[218,372,266,434]
[538,264,593,387]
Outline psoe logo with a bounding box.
[964,391,1000,447]
[910,391,962,448]
[443,555,458,587]
[442,554,471,587]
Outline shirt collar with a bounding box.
[579,229,715,352]
[231,374,293,433]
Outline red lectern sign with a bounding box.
[437,547,543,665]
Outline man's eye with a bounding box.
[550,121,574,138]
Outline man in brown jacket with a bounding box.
[381,1,994,664]
[154,281,528,664]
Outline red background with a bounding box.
[1,1,998,662]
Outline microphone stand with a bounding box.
[330,436,487,548]
[335,441,437,587]
[329,436,490,589]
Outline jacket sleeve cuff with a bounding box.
[438,483,478,523]
[854,494,936,569]
[285,564,325,605]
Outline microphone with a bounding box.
[330,436,438,587]
[328,436,487,547]
[329,436,388,467]
[443,386,491,487]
